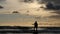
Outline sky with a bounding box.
[0,0,60,27]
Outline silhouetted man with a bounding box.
[34,21,38,31]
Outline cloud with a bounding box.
[51,10,60,14]
[49,15,60,19]
[49,10,60,19]
[0,0,6,4]
[19,0,34,3]
[42,0,60,4]
[0,0,6,2]
[0,0,6,1]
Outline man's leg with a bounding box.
[36,27,37,31]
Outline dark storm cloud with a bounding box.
[42,0,60,19]
[42,0,60,4]
[18,0,60,4]
[0,0,6,2]
[24,0,33,2]
[0,6,4,9]
[19,0,34,3]
[0,0,6,4]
